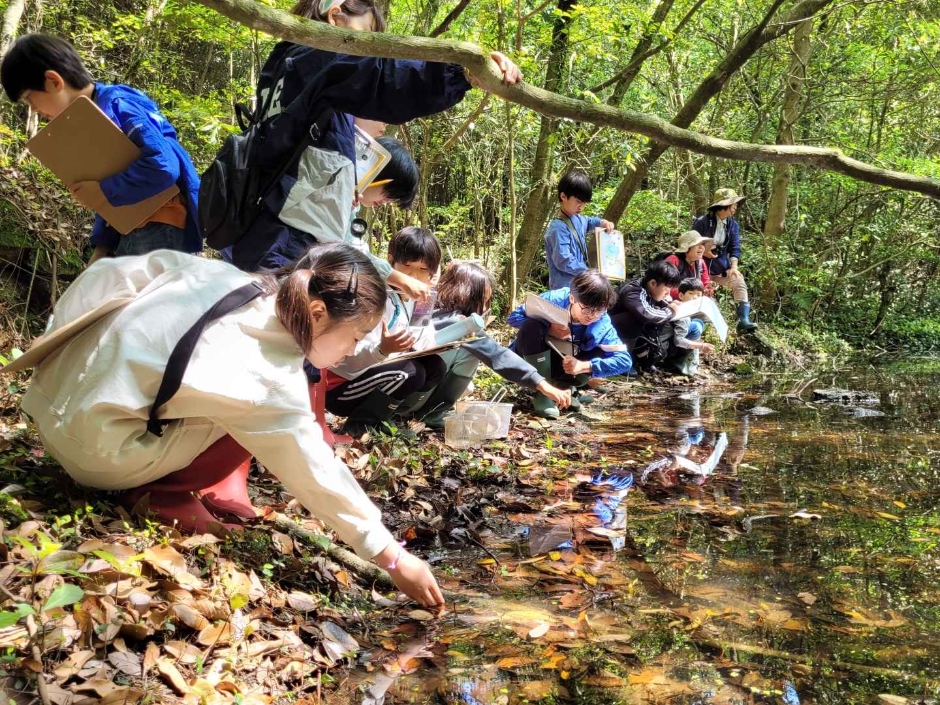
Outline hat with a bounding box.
[709,188,746,209]
[676,230,713,253]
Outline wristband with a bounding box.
[384,541,406,571]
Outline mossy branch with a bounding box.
[193,0,940,199]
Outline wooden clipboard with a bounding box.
[26,96,179,234]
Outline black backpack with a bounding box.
[198,50,334,251]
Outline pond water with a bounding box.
[348,360,940,704]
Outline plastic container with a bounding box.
[455,401,513,439]
[434,313,485,345]
[443,412,489,449]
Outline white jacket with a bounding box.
[20,251,393,559]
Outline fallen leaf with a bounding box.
[496,656,536,669]
[877,696,909,705]
[172,603,209,630]
[108,650,142,677]
[797,592,817,605]
[143,545,201,588]
[407,609,436,621]
[519,680,553,700]
[163,641,204,664]
[287,591,319,612]
[143,642,159,673]
[54,649,95,683]
[271,531,294,555]
[196,622,233,646]
[583,672,626,687]
[157,657,191,695]
[528,623,550,639]
[875,512,900,521]
[892,501,906,509]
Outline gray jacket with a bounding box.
[431,310,544,388]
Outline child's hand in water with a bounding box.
[380,322,417,355]
[537,381,571,409]
[376,545,444,608]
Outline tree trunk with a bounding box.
[765,18,813,238]
[604,0,835,223]
[513,0,576,285]
[0,0,27,62]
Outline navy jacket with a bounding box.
[229,43,471,272]
[691,213,741,275]
[93,83,202,253]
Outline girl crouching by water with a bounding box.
[15,244,443,606]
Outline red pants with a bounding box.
[124,377,347,531]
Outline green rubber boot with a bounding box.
[417,372,475,429]
[524,352,560,419]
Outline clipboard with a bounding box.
[26,96,179,235]
[353,125,391,192]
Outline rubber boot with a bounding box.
[123,487,242,533]
[309,377,352,446]
[341,388,404,438]
[199,458,256,520]
[395,389,435,418]
[524,352,560,420]
[568,372,594,410]
[736,302,758,333]
[418,372,475,429]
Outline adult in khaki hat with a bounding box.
[691,188,757,332]
[664,231,714,300]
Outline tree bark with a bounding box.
[192,0,940,205]
[429,0,472,37]
[603,0,837,223]
[764,18,813,238]
[512,0,576,286]
[0,0,27,61]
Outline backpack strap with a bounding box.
[147,282,265,437]
[559,215,590,263]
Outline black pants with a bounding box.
[326,356,446,416]
[512,318,602,384]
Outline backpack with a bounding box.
[198,49,334,251]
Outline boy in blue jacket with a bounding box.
[508,270,631,419]
[544,171,614,289]
[1,34,202,265]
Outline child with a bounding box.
[1,34,202,264]
[229,0,521,303]
[508,269,631,418]
[544,171,615,289]
[408,262,571,425]
[608,260,681,368]
[326,226,444,436]
[16,244,443,607]
[667,278,716,376]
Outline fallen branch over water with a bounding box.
[194,0,940,198]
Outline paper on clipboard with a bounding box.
[358,337,481,374]
[524,293,568,327]
[353,125,391,192]
[25,96,179,235]
[671,296,729,341]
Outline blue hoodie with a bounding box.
[92,83,202,253]
[507,287,633,378]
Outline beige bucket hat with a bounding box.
[676,230,714,253]
[709,187,746,209]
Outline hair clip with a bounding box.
[345,263,360,300]
[319,0,345,14]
